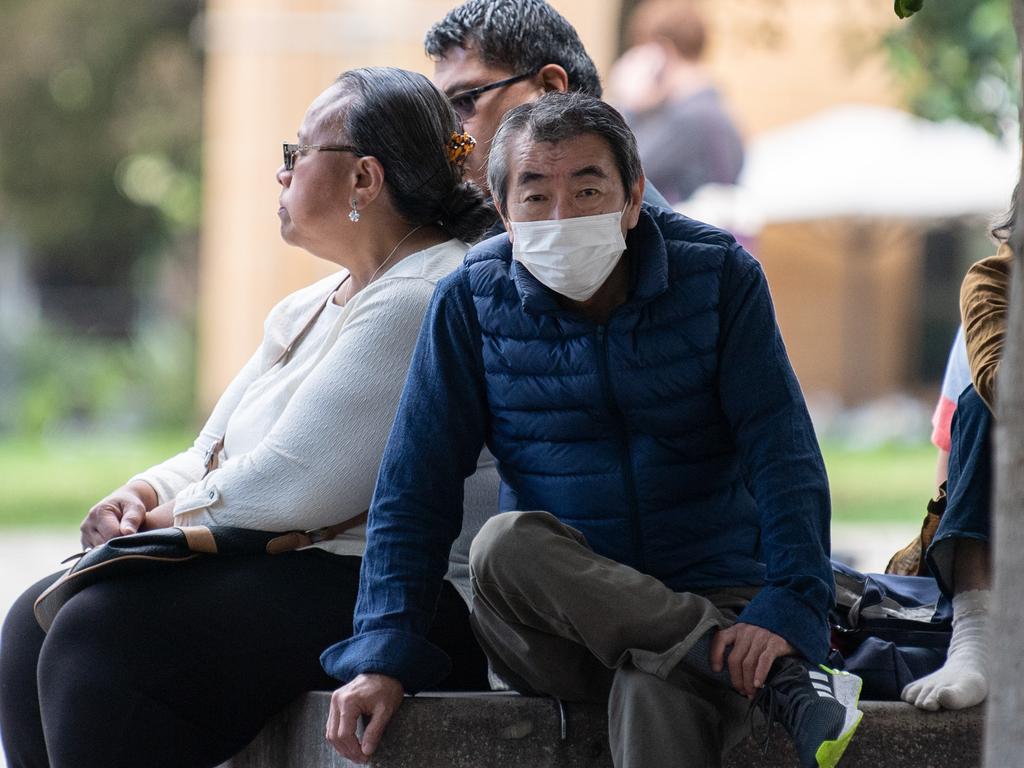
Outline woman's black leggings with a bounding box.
[0,549,487,768]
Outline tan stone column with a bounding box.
[196,0,621,412]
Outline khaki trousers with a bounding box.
[469,511,761,768]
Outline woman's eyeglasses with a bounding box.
[448,70,538,120]
[282,143,363,171]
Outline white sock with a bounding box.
[901,589,990,711]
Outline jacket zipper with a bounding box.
[595,325,646,572]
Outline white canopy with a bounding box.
[681,104,1019,229]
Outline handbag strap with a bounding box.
[264,511,370,554]
[186,275,362,557]
[202,274,350,477]
[269,274,350,369]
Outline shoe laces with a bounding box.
[748,688,776,756]
[750,663,816,752]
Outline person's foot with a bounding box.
[755,659,863,768]
[902,664,987,711]
[901,589,989,711]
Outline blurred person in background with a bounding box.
[0,66,499,768]
[930,326,971,486]
[899,191,1017,712]
[424,0,672,215]
[606,0,744,206]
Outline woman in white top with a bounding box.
[0,67,499,768]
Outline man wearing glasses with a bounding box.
[424,0,670,213]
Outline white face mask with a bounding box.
[510,207,628,302]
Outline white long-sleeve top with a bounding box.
[131,239,499,599]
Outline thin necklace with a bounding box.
[367,224,423,285]
[338,224,423,306]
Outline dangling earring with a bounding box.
[348,200,360,223]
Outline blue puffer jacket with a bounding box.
[322,206,835,693]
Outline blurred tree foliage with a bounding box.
[0,0,202,294]
[615,0,1017,137]
[884,0,1018,136]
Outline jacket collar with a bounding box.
[508,205,670,317]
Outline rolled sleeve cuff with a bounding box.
[128,472,176,507]
[166,483,221,527]
[173,484,220,515]
[320,629,452,695]
[737,585,831,663]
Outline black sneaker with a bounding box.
[755,659,863,768]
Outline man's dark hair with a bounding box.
[424,0,602,97]
[488,92,642,216]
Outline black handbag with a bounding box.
[33,514,366,631]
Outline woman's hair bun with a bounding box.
[333,67,496,244]
[440,181,496,243]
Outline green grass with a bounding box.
[821,440,937,525]
[0,430,195,528]
[0,432,938,528]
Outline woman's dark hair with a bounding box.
[332,67,495,243]
[424,0,602,97]
[991,182,1018,244]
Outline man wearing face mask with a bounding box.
[322,93,863,768]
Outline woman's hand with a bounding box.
[140,501,175,532]
[80,480,158,548]
[606,43,670,113]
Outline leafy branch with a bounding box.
[895,0,926,18]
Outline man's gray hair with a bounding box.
[488,92,642,216]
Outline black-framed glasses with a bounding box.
[448,70,539,120]
[282,143,363,171]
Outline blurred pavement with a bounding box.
[0,529,77,627]
[0,529,76,768]
[831,521,921,574]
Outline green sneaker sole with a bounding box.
[814,708,862,768]
[815,666,864,768]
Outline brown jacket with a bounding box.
[960,242,1012,412]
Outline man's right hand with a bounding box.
[80,480,157,548]
[326,673,404,763]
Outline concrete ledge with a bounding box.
[221,692,984,768]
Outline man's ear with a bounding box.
[537,64,569,94]
[500,209,513,242]
[624,175,646,230]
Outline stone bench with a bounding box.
[220,692,984,767]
